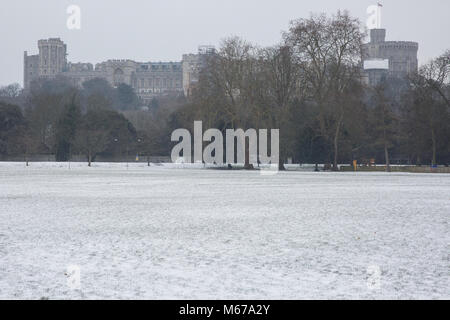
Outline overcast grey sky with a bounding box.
[0,0,449,87]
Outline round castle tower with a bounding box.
[363,29,418,85]
[37,38,67,77]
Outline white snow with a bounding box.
[0,162,449,299]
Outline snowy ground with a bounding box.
[0,162,449,300]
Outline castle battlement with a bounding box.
[376,42,419,49]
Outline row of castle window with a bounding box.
[379,45,416,49]
[138,88,182,94]
[41,69,58,74]
[134,78,181,88]
[140,64,181,71]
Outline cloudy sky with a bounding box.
[0,0,449,86]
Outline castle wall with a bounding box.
[64,71,107,88]
[134,62,183,102]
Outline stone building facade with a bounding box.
[182,45,215,96]
[24,38,203,103]
[363,29,419,86]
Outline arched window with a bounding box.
[114,68,125,87]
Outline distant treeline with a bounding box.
[1,11,449,168]
[0,77,179,166]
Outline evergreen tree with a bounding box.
[55,95,81,161]
[117,83,139,111]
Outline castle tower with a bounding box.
[370,29,386,44]
[363,29,419,86]
[38,38,67,77]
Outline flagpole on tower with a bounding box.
[377,2,383,28]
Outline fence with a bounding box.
[0,154,171,163]
[340,165,450,173]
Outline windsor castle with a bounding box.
[24,28,418,102]
[24,39,213,103]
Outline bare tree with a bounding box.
[0,83,22,98]
[285,11,365,170]
[76,126,109,167]
[206,36,256,129]
[408,73,448,166]
[370,84,399,172]
[420,49,450,108]
[259,45,303,169]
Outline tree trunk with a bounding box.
[333,138,339,171]
[431,128,437,166]
[332,115,343,171]
[382,120,391,172]
[384,142,391,172]
[25,144,29,167]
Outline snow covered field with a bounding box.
[0,162,449,300]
